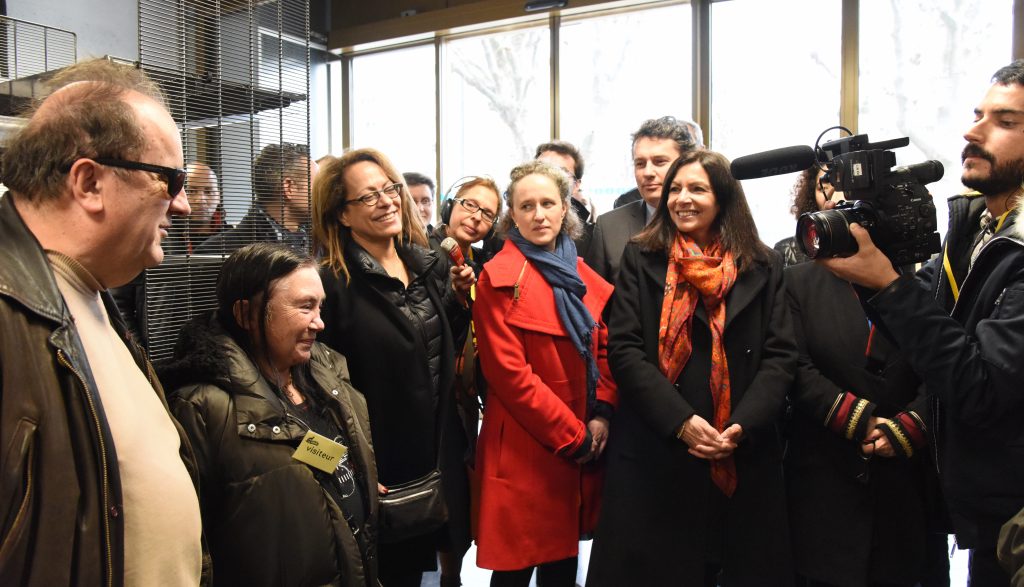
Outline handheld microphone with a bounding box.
[730,145,817,180]
[440,237,465,267]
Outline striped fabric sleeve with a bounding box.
[824,391,876,442]
[875,411,928,458]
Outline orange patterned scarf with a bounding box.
[658,232,738,497]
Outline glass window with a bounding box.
[441,26,550,195]
[559,4,692,215]
[256,29,310,147]
[858,0,1014,235]
[710,0,842,249]
[350,44,437,179]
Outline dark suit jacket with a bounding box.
[570,197,594,260]
[612,187,641,209]
[584,199,646,284]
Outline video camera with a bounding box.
[798,133,943,266]
[730,129,944,267]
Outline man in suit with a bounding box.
[585,116,703,284]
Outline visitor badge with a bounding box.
[292,430,348,474]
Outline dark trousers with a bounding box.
[490,557,578,587]
[378,568,423,587]
[968,548,1009,587]
[800,578,914,587]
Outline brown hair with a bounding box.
[312,147,428,282]
[790,167,824,218]
[495,160,582,240]
[253,143,310,206]
[453,176,503,219]
[534,140,585,180]
[634,150,773,272]
[2,58,166,203]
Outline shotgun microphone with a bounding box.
[730,145,817,180]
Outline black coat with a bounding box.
[588,243,797,587]
[319,241,471,572]
[784,261,930,586]
[162,316,378,587]
[866,196,1024,549]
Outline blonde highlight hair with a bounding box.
[496,160,581,239]
[312,148,428,283]
[453,176,503,219]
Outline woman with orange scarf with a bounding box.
[587,150,797,587]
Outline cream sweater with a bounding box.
[49,252,201,586]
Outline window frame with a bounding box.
[336,0,1023,200]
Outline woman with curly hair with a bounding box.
[773,167,841,266]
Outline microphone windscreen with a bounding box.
[440,237,465,266]
[730,145,817,180]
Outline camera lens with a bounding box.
[796,206,867,258]
[796,215,823,258]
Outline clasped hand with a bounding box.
[859,416,896,458]
[575,416,610,464]
[680,415,742,460]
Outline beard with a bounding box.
[961,143,1024,195]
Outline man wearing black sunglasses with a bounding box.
[0,59,205,586]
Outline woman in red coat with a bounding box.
[473,160,616,587]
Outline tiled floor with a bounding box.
[422,541,591,587]
[422,538,968,586]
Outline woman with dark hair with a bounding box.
[473,160,616,587]
[161,242,378,587]
[785,211,936,585]
[773,167,841,267]
[588,150,797,586]
[311,148,474,587]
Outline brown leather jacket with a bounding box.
[0,195,211,586]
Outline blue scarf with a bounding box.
[507,228,599,416]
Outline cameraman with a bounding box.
[819,60,1024,586]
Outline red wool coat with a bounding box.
[472,240,616,571]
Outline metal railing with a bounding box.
[0,15,76,83]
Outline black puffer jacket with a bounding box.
[319,241,471,574]
[161,315,379,587]
[867,195,1024,548]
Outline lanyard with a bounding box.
[943,209,1011,301]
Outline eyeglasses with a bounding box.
[60,158,187,198]
[454,197,497,224]
[91,158,188,198]
[342,183,403,207]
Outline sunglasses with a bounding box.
[61,157,187,198]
